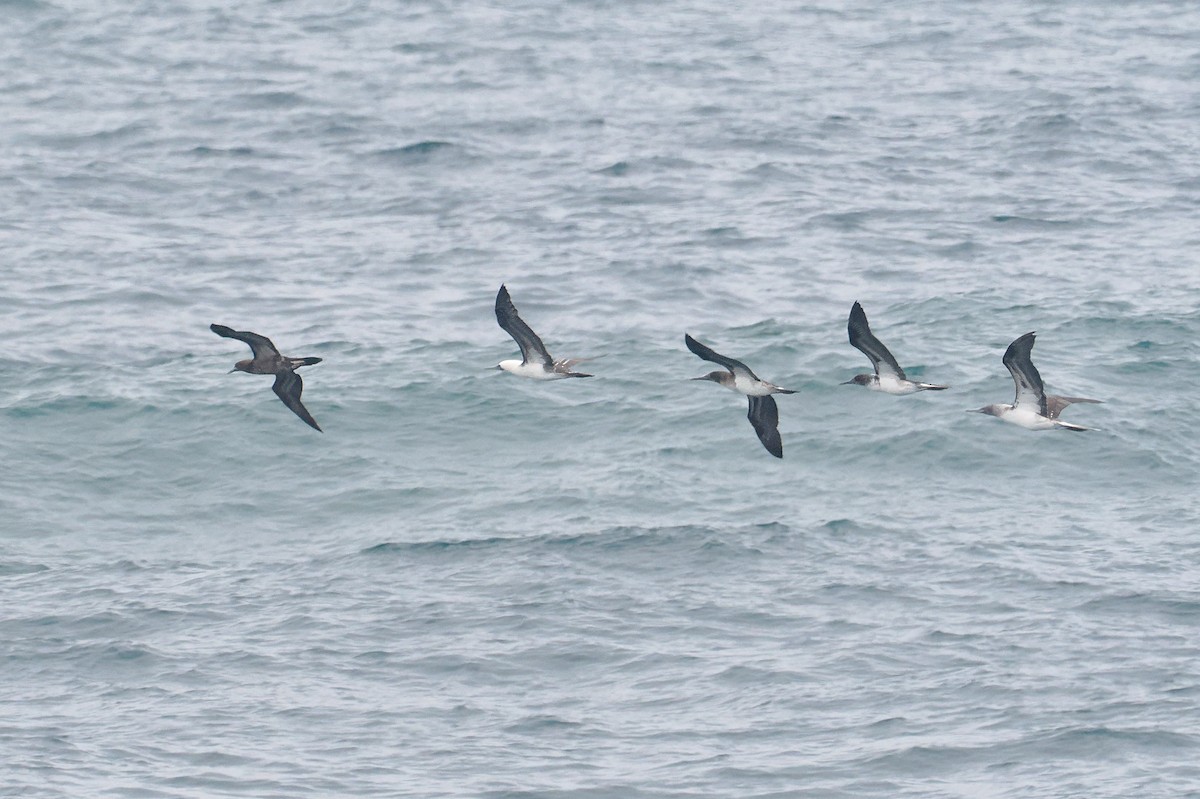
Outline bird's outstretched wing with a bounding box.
[747,395,783,458]
[211,324,281,361]
[495,285,553,367]
[847,302,905,380]
[685,334,759,381]
[1046,394,1101,420]
[1002,332,1047,416]
[272,371,322,432]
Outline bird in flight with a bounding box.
[210,323,324,432]
[493,284,595,379]
[843,301,948,394]
[686,333,795,458]
[969,331,1100,431]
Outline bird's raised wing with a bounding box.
[495,285,553,367]
[847,302,905,380]
[1002,332,1047,416]
[272,371,322,432]
[747,395,783,458]
[685,334,759,381]
[211,324,281,361]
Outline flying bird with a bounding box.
[843,301,948,394]
[969,331,1100,431]
[494,284,594,379]
[210,323,323,432]
[686,333,795,458]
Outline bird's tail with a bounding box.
[918,382,950,391]
[1054,420,1090,432]
[291,357,323,368]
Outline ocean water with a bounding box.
[2,0,1199,796]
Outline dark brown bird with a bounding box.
[210,323,323,432]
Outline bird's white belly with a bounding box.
[732,375,772,396]
[1001,407,1056,430]
[874,376,917,395]
[500,360,561,380]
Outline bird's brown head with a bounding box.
[230,359,253,374]
[692,371,729,385]
[841,374,873,386]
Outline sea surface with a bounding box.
[2,1,1199,797]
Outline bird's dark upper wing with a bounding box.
[747,395,783,458]
[1002,331,1047,416]
[685,334,759,381]
[495,285,553,367]
[211,323,281,360]
[847,302,905,380]
[272,371,322,432]
[1045,394,1101,420]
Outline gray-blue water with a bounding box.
[3,1,1200,796]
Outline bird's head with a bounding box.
[691,371,728,385]
[841,374,873,386]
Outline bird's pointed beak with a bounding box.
[227,368,238,374]
[840,379,855,385]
